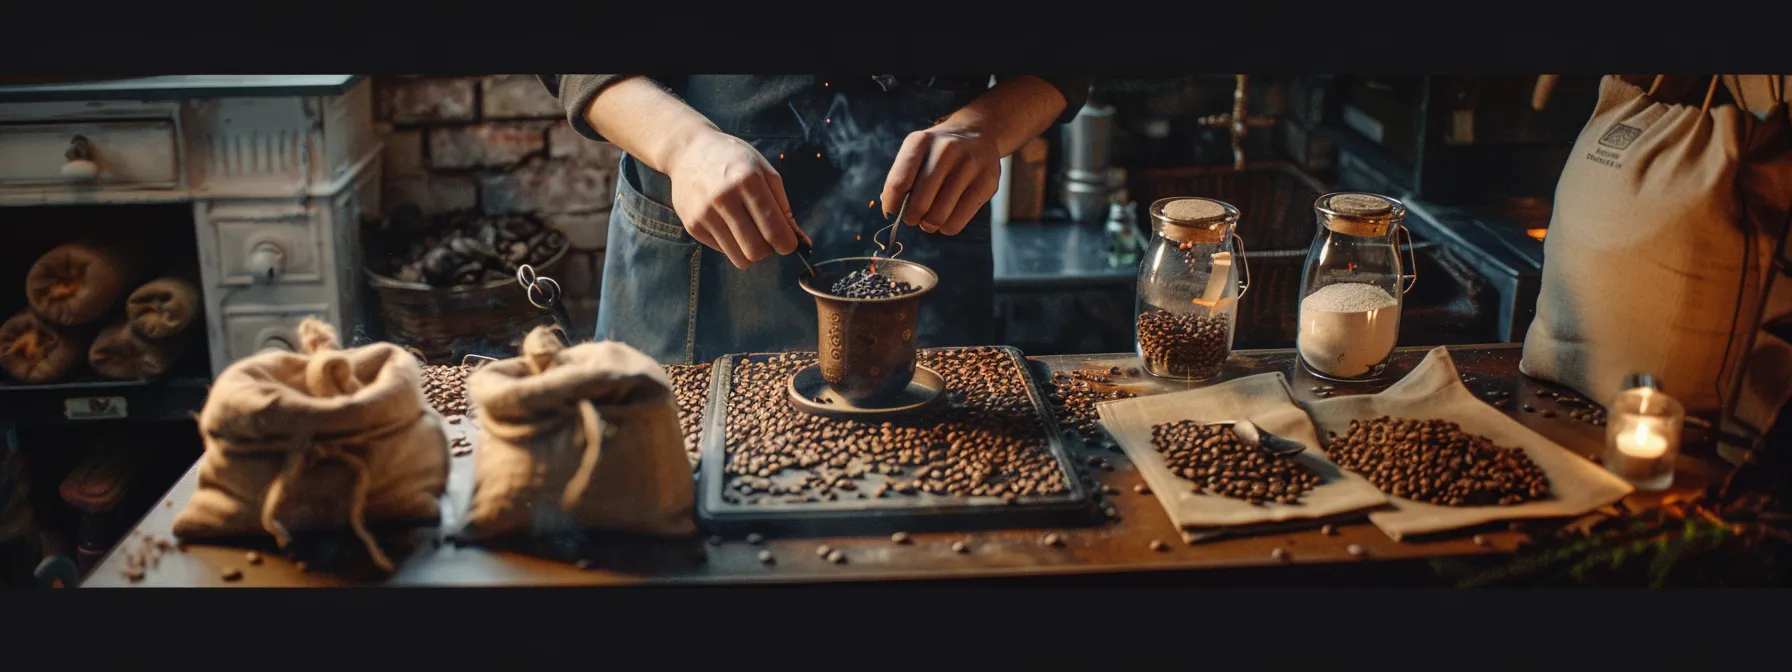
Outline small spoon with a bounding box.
[1206,420,1307,457]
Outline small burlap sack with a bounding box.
[461,327,695,541]
[89,321,186,380]
[125,276,202,340]
[172,318,449,573]
[1522,75,1792,434]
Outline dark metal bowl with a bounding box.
[798,257,940,406]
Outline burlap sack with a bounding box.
[461,327,695,541]
[1522,75,1792,433]
[0,310,88,384]
[172,318,449,573]
[125,276,201,340]
[89,321,186,380]
[25,242,143,327]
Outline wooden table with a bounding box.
[83,344,1729,587]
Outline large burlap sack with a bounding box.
[173,318,450,573]
[1522,75,1792,434]
[0,310,89,384]
[461,327,695,541]
[89,321,186,380]
[25,242,144,327]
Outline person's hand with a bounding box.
[665,129,808,269]
[880,124,1002,236]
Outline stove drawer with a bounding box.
[0,119,180,188]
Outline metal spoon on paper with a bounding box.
[1205,419,1307,457]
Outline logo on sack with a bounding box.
[1598,123,1643,150]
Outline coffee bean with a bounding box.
[221,568,243,582]
[1324,416,1551,507]
[124,567,145,582]
[758,550,775,564]
[1473,534,1489,547]
[1151,420,1323,506]
[952,541,969,553]
[1346,544,1365,559]
[1136,310,1230,380]
[828,267,920,299]
[1508,521,1525,532]
[1134,483,1150,495]
[720,349,1071,504]
[245,552,261,565]
[745,533,765,545]
[1043,533,1064,547]
[575,558,593,570]
[1150,539,1168,552]
[1320,524,1337,536]
[826,550,846,564]
[1540,410,1557,419]
[816,545,833,558]
[421,364,474,417]
[1271,547,1288,561]
[1521,404,1536,413]
[665,362,712,471]
[891,532,911,545]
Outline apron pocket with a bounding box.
[595,155,703,364]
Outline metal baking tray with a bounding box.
[696,346,1097,538]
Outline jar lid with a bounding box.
[1315,192,1406,237]
[1151,197,1237,244]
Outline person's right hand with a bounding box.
[664,129,807,269]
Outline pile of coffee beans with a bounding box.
[719,347,1068,505]
[1046,367,1136,444]
[1136,310,1230,380]
[1150,420,1323,505]
[1324,416,1551,506]
[828,266,920,299]
[1542,390,1608,427]
[365,205,566,287]
[665,362,712,469]
[422,364,472,416]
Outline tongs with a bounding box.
[518,263,577,347]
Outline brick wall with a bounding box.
[374,75,619,338]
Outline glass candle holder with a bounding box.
[1602,386,1684,491]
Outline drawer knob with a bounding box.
[260,335,295,352]
[61,135,99,182]
[246,242,288,283]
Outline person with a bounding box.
[538,74,1091,364]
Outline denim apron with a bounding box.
[595,80,995,365]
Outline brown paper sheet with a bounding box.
[1303,347,1635,540]
[1096,373,1390,534]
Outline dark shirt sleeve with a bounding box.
[537,74,670,143]
[998,75,1092,125]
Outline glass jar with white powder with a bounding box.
[1134,197,1250,381]
[1296,192,1417,380]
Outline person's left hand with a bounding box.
[880,124,1002,236]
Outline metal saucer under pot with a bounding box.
[787,363,947,419]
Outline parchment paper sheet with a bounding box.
[1302,347,1635,540]
[1096,373,1389,534]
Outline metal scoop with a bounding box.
[1206,419,1307,457]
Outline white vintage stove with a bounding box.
[0,76,382,378]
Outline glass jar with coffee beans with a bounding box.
[1134,197,1250,381]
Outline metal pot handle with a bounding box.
[1232,232,1251,298]
[1398,225,1418,295]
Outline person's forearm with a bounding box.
[580,76,720,174]
[938,75,1071,157]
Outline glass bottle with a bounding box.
[1135,197,1250,381]
[1295,192,1417,381]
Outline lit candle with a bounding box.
[1602,381,1683,492]
[1615,421,1669,459]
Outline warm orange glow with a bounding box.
[825,118,831,124]
[1527,228,1549,241]
[869,200,875,208]
[824,82,830,87]
[816,152,822,158]
[779,154,785,160]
